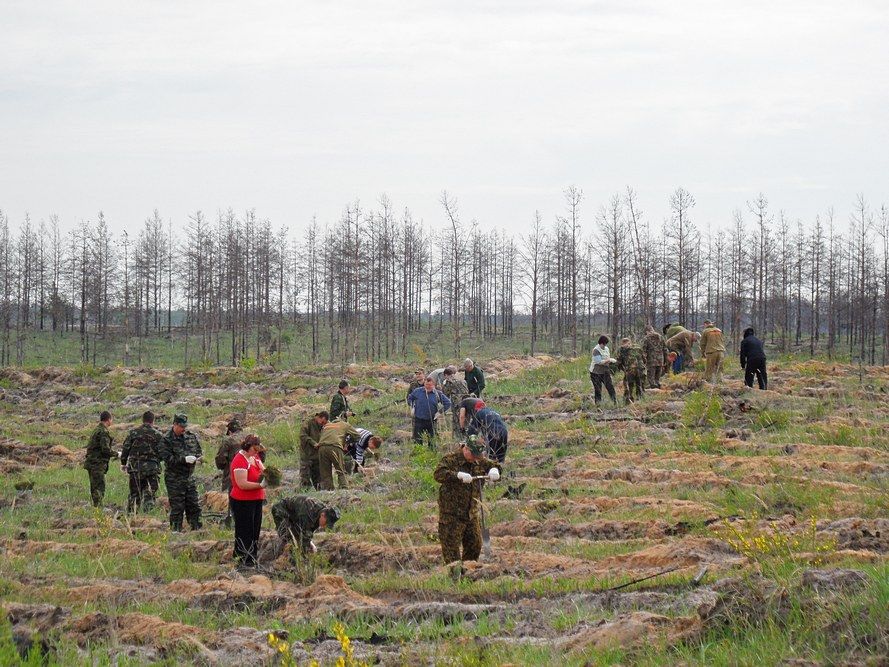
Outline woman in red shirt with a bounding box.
[230,434,267,569]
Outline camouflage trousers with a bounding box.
[87,468,107,507]
[299,452,320,489]
[127,471,159,513]
[438,515,482,564]
[318,446,347,490]
[623,369,645,403]
[646,364,663,389]
[165,473,201,531]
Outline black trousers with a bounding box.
[413,418,435,445]
[590,372,617,404]
[486,433,508,463]
[231,498,263,567]
[744,359,768,390]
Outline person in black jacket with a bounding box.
[739,327,767,389]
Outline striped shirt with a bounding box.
[346,428,374,467]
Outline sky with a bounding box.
[2,0,888,236]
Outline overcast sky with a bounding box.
[2,1,887,236]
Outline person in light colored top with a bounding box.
[589,335,618,406]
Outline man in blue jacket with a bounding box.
[408,376,452,446]
[467,406,509,463]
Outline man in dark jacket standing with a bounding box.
[84,411,116,507]
[463,359,486,397]
[740,327,768,389]
[408,377,452,445]
[330,380,354,421]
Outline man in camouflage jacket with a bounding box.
[642,326,668,389]
[298,411,328,489]
[120,410,163,513]
[159,414,203,531]
[441,365,469,436]
[433,439,502,564]
[616,338,646,403]
[270,495,341,561]
[84,411,116,507]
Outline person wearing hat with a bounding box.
[159,414,203,531]
[229,434,267,569]
[433,438,501,564]
[270,495,341,560]
[700,319,726,383]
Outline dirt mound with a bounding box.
[1,537,159,559]
[597,537,744,574]
[203,491,230,512]
[484,355,555,379]
[277,575,383,621]
[821,518,889,553]
[169,539,231,562]
[491,518,672,541]
[561,611,700,652]
[583,466,731,489]
[0,437,78,468]
[322,534,440,573]
[462,550,588,580]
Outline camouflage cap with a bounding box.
[172,414,188,426]
[464,435,484,456]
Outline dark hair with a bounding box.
[597,335,609,345]
[142,410,155,424]
[338,380,349,390]
[369,436,383,447]
[316,410,329,419]
[100,411,112,422]
[241,434,262,450]
[743,327,755,338]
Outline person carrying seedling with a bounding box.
[120,410,163,513]
[433,438,501,564]
[84,410,117,507]
[159,414,203,531]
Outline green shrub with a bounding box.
[682,391,726,428]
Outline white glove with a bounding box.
[487,468,500,482]
[456,471,473,484]
[259,479,268,489]
[117,451,122,459]
[310,541,318,554]
[184,455,197,464]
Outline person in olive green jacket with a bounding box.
[700,319,727,383]
[84,411,117,507]
[299,411,328,489]
[330,380,354,421]
[317,419,360,490]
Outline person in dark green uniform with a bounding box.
[84,411,116,507]
[120,410,163,512]
[158,414,203,531]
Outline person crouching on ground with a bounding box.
[433,438,501,564]
[230,434,267,570]
[270,496,341,561]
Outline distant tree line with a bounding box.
[0,187,887,366]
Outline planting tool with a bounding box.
[477,478,492,558]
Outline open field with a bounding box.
[0,355,887,665]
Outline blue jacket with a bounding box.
[468,407,507,439]
[408,387,451,421]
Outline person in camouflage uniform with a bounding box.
[317,419,360,490]
[329,380,354,421]
[298,411,328,489]
[433,439,502,564]
[642,325,668,388]
[441,365,469,435]
[159,414,203,531]
[214,417,244,527]
[84,411,116,507]
[270,495,340,560]
[406,368,425,401]
[616,338,646,403]
[120,410,163,513]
